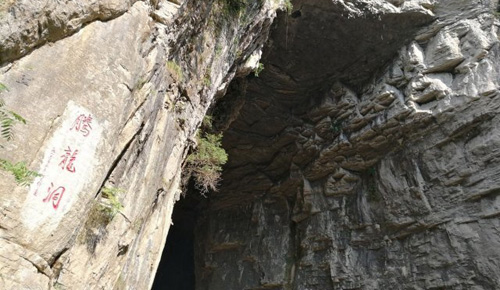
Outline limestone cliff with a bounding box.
[0,0,279,288]
[1,0,500,289]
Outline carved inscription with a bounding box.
[23,101,103,230]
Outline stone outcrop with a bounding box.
[194,0,500,289]
[1,0,500,289]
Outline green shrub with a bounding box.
[0,83,26,142]
[186,132,228,194]
[53,282,66,290]
[202,115,213,130]
[254,62,264,77]
[284,0,293,14]
[101,186,124,217]
[0,159,40,186]
[79,186,124,254]
[0,83,39,186]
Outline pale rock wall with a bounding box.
[0,0,279,289]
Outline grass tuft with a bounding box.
[166,61,183,82]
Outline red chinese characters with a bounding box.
[37,112,97,210]
[42,183,65,210]
[70,114,93,137]
[59,146,78,173]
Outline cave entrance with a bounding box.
[151,1,436,288]
[151,188,206,290]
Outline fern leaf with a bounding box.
[1,117,13,126]
[0,159,40,186]
[9,111,26,124]
[1,118,14,141]
[1,127,13,141]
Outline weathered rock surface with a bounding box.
[0,0,279,289]
[194,0,500,289]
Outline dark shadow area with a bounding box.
[210,0,434,210]
[152,188,207,290]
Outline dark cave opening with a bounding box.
[152,188,206,290]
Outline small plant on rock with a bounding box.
[0,83,26,143]
[284,0,293,15]
[79,186,124,254]
[0,159,40,186]
[203,70,212,86]
[254,62,264,77]
[186,117,228,194]
[0,84,40,186]
[101,186,125,217]
[166,60,183,82]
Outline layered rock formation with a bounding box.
[1,0,500,289]
[195,0,500,289]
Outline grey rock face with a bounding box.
[0,0,139,64]
[195,0,500,289]
[0,0,278,289]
